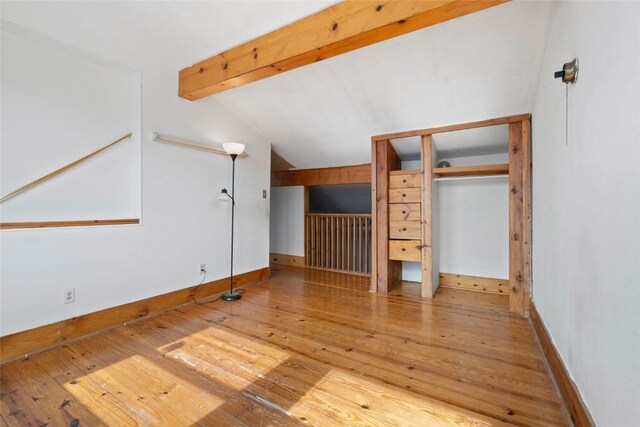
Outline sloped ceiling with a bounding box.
[215,1,553,168]
[2,1,552,169]
[0,1,334,78]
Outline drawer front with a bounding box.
[389,172,422,188]
[390,221,421,239]
[389,203,421,221]
[389,188,421,204]
[389,239,422,262]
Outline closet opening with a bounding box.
[432,125,510,297]
[371,114,531,315]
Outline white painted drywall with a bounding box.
[531,2,640,425]
[0,22,271,335]
[1,25,142,222]
[270,186,305,257]
[401,154,509,283]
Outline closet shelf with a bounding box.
[432,164,509,177]
[389,169,421,175]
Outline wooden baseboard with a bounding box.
[530,302,595,427]
[0,267,270,364]
[439,272,508,295]
[270,252,305,267]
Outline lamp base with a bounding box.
[221,291,242,301]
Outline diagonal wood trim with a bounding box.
[0,267,270,364]
[0,133,132,203]
[271,163,371,186]
[372,113,530,141]
[439,272,508,295]
[0,218,140,230]
[179,0,510,100]
[530,302,595,427]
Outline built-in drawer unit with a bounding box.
[389,188,421,204]
[389,203,421,221]
[389,221,421,239]
[389,239,422,262]
[389,171,422,188]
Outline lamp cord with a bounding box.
[191,271,246,305]
[565,83,569,147]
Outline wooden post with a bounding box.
[304,187,309,267]
[341,218,345,271]
[365,217,369,274]
[421,135,434,298]
[371,138,402,293]
[522,118,532,315]
[509,121,526,315]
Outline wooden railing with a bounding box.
[305,213,372,276]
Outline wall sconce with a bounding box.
[554,58,579,84]
[555,58,579,147]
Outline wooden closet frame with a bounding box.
[370,114,531,316]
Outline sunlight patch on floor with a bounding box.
[155,324,291,392]
[288,367,495,426]
[63,354,226,424]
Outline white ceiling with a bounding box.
[1,0,552,169]
[390,123,509,162]
[0,1,334,75]
[433,125,509,159]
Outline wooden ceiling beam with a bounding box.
[179,0,510,100]
[271,164,371,187]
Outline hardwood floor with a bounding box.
[0,266,567,426]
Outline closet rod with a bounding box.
[433,174,508,182]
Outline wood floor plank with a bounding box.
[249,307,550,398]
[100,321,302,425]
[0,357,105,426]
[156,313,506,427]
[73,334,243,426]
[32,346,146,426]
[180,299,562,426]
[0,265,568,426]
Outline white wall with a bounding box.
[1,25,142,223]
[0,22,271,336]
[531,2,640,425]
[269,186,305,256]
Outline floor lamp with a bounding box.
[217,142,245,301]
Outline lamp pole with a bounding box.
[222,153,241,301]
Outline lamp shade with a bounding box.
[223,142,245,156]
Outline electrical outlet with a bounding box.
[200,264,206,274]
[262,189,267,199]
[64,288,75,304]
